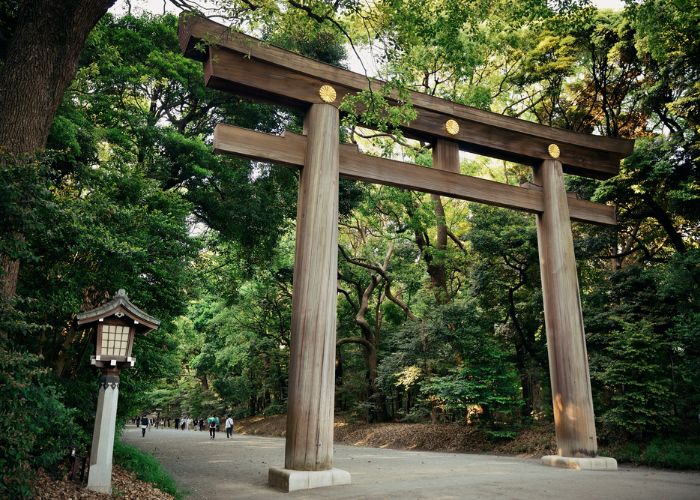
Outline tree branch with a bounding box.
[446,230,467,254]
[337,336,371,350]
[337,285,358,311]
[384,282,418,321]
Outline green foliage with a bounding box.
[149,233,296,419]
[419,304,523,436]
[466,204,547,419]
[641,438,700,470]
[379,303,523,435]
[2,15,204,470]
[11,155,198,369]
[113,441,183,498]
[340,80,417,137]
[668,311,700,417]
[0,343,86,499]
[0,151,56,264]
[629,0,700,130]
[262,6,347,65]
[603,437,700,470]
[593,136,699,256]
[594,320,677,438]
[76,13,300,265]
[86,3,700,462]
[587,250,700,440]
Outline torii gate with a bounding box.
[179,14,633,491]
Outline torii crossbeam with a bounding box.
[179,14,633,491]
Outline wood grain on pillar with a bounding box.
[431,139,461,244]
[534,159,597,457]
[285,103,340,471]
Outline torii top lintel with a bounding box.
[179,14,633,180]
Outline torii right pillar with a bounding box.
[534,159,617,470]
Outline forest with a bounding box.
[1,0,698,496]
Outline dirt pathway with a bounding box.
[123,426,700,499]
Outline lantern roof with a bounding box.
[77,289,160,332]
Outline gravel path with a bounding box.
[123,426,700,499]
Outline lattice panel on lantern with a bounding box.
[102,325,130,357]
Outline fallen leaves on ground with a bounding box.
[32,465,174,500]
[235,414,557,458]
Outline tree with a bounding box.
[593,320,677,439]
[0,0,116,154]
[337,239,418,420]
[75,13,303,264]
[0,346,85,498]
[0,0,117,299]
[1,1,698,460]
[379,303,523,434]
[466,204,547,418]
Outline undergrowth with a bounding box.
[113,441,185,499]
[602,437,700,470]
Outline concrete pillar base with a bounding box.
[87,372,120,494]
[85,483,112,495]
[268,467,351,492]
[542,455,617,471]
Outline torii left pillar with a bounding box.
[268,103,351,491]
[87,368,120,494]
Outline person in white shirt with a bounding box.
[225,415,234,439]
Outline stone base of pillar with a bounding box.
[85,479,112,495]
[542,455,617,471]
[87,372,120,494]
[268,467,351,492]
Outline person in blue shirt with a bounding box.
[207,415,220,439]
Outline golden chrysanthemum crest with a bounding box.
[319,85,337,103]
[548,143,561,158]
[445,119,460,135]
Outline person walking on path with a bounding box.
[141,416,149,437]
[207,415,220,439]
[225,415,234,439]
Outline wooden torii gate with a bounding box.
[179,15,634,491]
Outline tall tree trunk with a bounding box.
[414,229,451,305]
[1,251,20,300]
[514,341,533,418]
[0,0,116,300]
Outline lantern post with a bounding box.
[76,289,160,494]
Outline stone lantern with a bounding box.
[77,289,159,494]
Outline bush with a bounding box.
[603,437,700,470]
[417,304,524,436]
[0,343,86,498]
[113,441,183,498]
[594,320,677,439]
[642,438,700,469]
[261,401,286,416]
[400,406,432,423]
